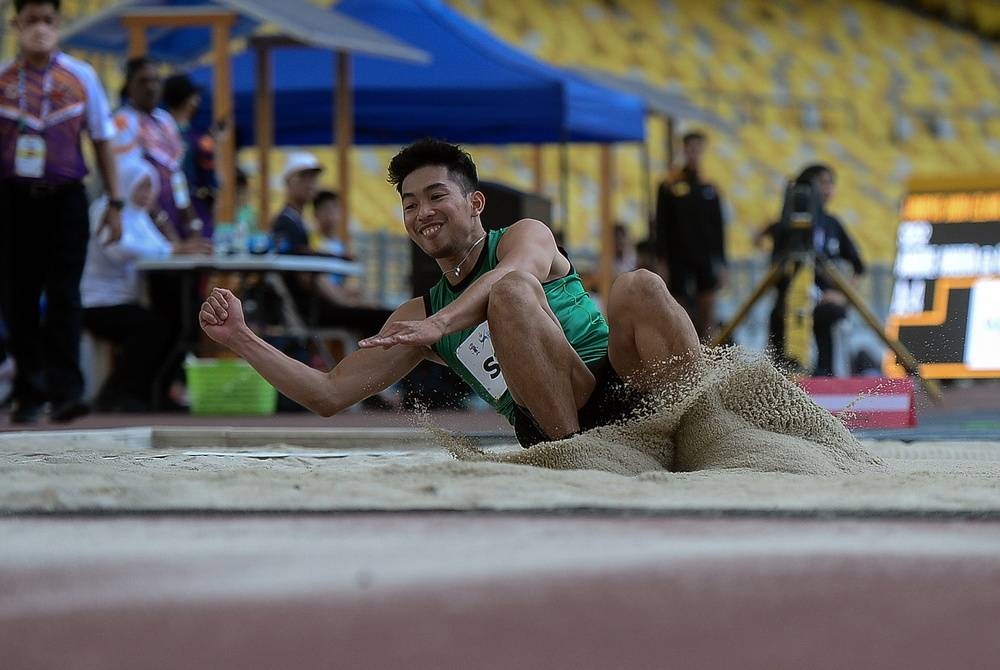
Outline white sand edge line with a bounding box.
[0,426,466,452]
[6,504,1000,518]
[0,427,154,449]
[150,426,451,450]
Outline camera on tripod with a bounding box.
[777,180,821,256]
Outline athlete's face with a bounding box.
[400,165,484,258]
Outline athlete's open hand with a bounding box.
[199,287,247,347]
[359,318,445,350]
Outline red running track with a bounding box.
[2,514,999,670]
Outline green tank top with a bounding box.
[424,227,609,423]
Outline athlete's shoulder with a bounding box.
[496,218,555,251]
[505,218,552,236]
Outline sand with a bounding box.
[1,346,997,515]
[0,440,998,515]
[442,346,881,476]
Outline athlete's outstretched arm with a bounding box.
[360,219,565,349]
[200,289,429,415]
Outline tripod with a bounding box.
[712,249,943,403]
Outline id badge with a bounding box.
[14,134,46,178]
[455,322,508,400]
[170,170,191,208]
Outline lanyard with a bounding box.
[17,55,55,133]
[127,104,182,171]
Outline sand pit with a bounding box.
[1,348,997,516]
[1,429,998,515]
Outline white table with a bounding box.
[136,254,362,276]
[136,254,364,409]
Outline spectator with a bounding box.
[270,151,322,256]
[0,0,122,423]
[112,57,202,240]
[766,164,865,376]
[81,158,210,411]
[234,168,256,231]
[655,130,727,340]
[162,73,217,235]
[311,190,348,258]
[271,152,390,337]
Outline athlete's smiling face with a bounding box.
[400,165,484,259]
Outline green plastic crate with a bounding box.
[184,358,277,415]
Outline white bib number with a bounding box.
[14,135,46,178]
[455,322,508,400]
[170,170,191,208]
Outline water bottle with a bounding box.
[232,218,249,256]
[213,223,233,256]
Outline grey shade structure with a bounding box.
[570,67,733,132]
[59,0,430,64]
[57,0,428,228]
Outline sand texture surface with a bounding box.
[1,441,998,515]
[1,348,997,515]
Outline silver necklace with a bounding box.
[443,232,487,279]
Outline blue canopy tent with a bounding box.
[190,0,645,146]
[189,0,645,293]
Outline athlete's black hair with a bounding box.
[387,138,479,195]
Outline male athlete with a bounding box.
[199,139,699,446]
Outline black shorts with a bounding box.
[511,355,640,448]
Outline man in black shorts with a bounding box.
[655,131,727,340]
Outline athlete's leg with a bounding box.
[606,269,700,391]
[487,271,595,440]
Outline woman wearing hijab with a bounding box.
[81,158,209,411]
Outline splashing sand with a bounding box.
[442,346,883,476]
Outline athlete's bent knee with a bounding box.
[609,269,675,312]
[488,270,544,317]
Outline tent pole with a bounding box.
[532,145,544,194]
[664,113,675,170]
[212,14,236,224]
[335,50,353,255]
[122,17,147,58]
[599,144,615,309]
[254,44,272,229]
[640,137,653,240]
[559,141,569,238]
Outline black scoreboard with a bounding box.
[886,177,1000,379]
